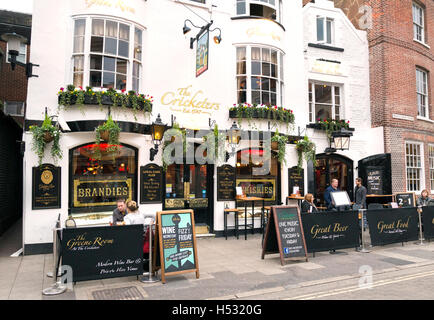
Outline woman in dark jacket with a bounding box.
[301,193,319,213]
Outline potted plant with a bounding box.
[29,113,62,166]
[95,114,121,155]
[296,136,316,173]
[271,129,288,164]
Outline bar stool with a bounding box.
[224,208,243,240]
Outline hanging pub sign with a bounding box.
[217,165,236,201]
[288,167,304,196]
[262,206,308,265]
[196,30,209,77]
[32,164,61,210]
[73,176,133,208]
[61,225,144,282]
[140,164,163,204]
[236,179,275,201]
[366,207,419,246]
[421,206,434,240]
[366,166,383,195]
[157,209,199,284]
[301,211,360,253]
[394,192,416,208]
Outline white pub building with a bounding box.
[19,0,383,254]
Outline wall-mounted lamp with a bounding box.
[182,19,222,49]
[324,128,352,154]
[149,114,167,161]
[227,121,241,160]
[209,118,216,129]
[1,32,39,78]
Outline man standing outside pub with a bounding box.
[112,199,128,225]
[324,178,340,210]
[354,178,368,229]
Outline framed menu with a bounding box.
[32,164,61,210]
[217,165,236,201]
[140,164,163,204]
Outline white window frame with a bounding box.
[308,82,343,123]
[71,16,144,92]
[412,2,425,43]
[416,68,429,119]
[6,42,27,64]
[429,144,434,193]
[316,16,334,45]
[236,0,282,23]
[236,45,285,107]
[405,141,425,192]
[3,101,25,116]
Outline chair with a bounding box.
[223,208,243,240]
[368,203,384,210]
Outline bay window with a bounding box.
[309,82,342,123]
[72,17,143,92]
[236,46,284,106]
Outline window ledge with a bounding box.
[231,16,285,32]
[413,39,430,49]
[417,116,434,124]
[308,43,344,52]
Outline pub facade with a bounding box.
[22,0,383,254]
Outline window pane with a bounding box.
[237,76,246,90]
[91,36,103,52]
[262,92,270,105]
[262,62,270,76]
[103,72,115,88]
[326,19,332,44]
[90,71,102,87]
[104,56,116,72]
[90,55,102,70]
[237,61,246,74]
[106,21,118,37]
[105,37,117,55]
[262,48,271,62]
[237,47,246,60]
[270,79,277,92]
[317,17,324,41]
[261,77,270,91]
[134,28,142,61]
[116,74,126,90]
[252,61,261,75]
[74,36,84,53]
[119,24,129,41]
[252,91,261,105]
[271,93,277,106]
[315,104,332,121]
[271,64,277,78]
[73,73,83,87]
[238,90,246,104]
[133,62,140,78]
[117,59,127,74]
[237,2,246,15]
[118,40,129,57]
[133,78,140,92]
[73,56,84,72]
[251,77,260,90]
[252,47,261,60]
[92,19,104,36]
[74,19,86,36]
[315,84,332,104]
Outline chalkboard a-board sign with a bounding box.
[288,167,304,196]
[32,164,61,210]
[217,165,236,201]
[261,205,308,265]
[61,225,144,282]
[140,164,163,203]
[366,166,383,195]
[157,209,200,284]
[394,192,416,208]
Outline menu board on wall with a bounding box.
[140,164,163,204]
[217,165,236,201]
[61,225,144,282]
[261,206,308,265]
[288,167,304,196]
[366,166,383,195]
[157,210,199,284]
[32,164,61,210]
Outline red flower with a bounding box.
[121,89,126,93]
[60,87,64,92]
[347,121,350,124]
[79,86,83,90]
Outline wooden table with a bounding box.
[236,196,265,240]
[286,195,304,208]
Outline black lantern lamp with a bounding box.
[227,121,241,159]
[332,128,352,150]
[183,19,222,49]
[1,32,39,77]
[149,114,167,161]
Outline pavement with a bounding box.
[1,219,434,300]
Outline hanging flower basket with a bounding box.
[43,132,54,143]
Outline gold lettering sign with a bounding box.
[246,27,281,41]
[377,217,411,233]
[73,178,132,207]
[311,60,342,76]
[66,232,114,250]
[161,85,220,116]
[85,0,135,14]
[311,223,349,239]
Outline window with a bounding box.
[190,0,206,3]
[406,142,423,192]
[3,101,25,116]
[413,3,425,43]
[71,143,137,213]
[236,0,282,23]
[416,68,428,118]
[72,17,143,91]
[429,144,434,191]
[317,16,334,45]
[236,46,284,106]
[308,82,342,123]
[6,43,26,64]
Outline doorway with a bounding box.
[313,153,354,206]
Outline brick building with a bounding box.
[304,0,434,195]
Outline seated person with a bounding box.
[301,193,319,213]
[417,189,431,207]
[112,199,128,226]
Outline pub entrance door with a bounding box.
[163,163,214,232]
[314,154,354,207]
